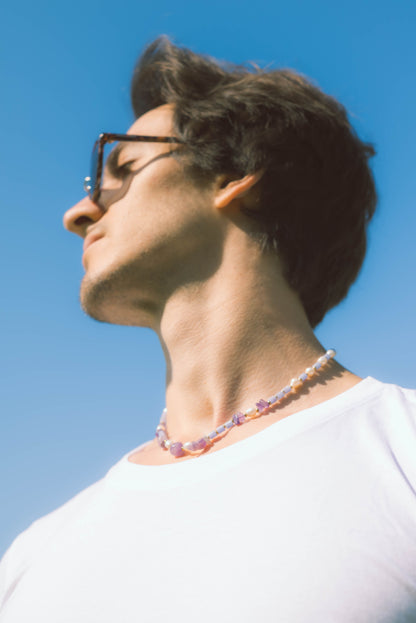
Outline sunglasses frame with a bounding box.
[84,132,184,202]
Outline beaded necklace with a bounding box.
[155,349,336,458]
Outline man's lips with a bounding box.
[83,233,104,253]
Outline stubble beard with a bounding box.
[79,262,157,327]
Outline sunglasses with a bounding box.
[84,133,184,202]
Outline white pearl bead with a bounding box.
[245,407,257,417]
[290,378,303,389]
[318,356,327,365]
[306,367,315,377]
[327,349,336,358]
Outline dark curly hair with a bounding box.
[131,36,377,328]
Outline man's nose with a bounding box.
[63,197,104,237]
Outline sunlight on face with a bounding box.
[77,105,222,328]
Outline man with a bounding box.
[1,36,415,622]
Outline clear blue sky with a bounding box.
[1,0,415,555]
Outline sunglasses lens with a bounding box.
[101,141,125,192]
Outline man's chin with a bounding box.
[80,274,114,323]
[79,272,156,328]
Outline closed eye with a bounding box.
[105,158,136,180]
[115,161,135,177]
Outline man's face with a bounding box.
[63,104,224,328]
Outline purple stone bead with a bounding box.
[314,362,322,370]
[194,438,207,450]
[170,442,185,457]
[208,430,217,440]
[299,373,308,382]
[232,412,246,425]
[283,385,292,394]
[216,425,226,434]
[277,391,285,400]
[224,420,234,429]
[256,399,269,412]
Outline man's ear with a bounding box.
[214,171,263,209]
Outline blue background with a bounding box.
[1,0,415,556]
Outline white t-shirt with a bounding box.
[1,377,416,623]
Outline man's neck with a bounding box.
[152,240,358,449]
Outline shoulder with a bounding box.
[317,376,416,437]
[340,375,415,419]
[364,377,416,421]
[0,477,104,608]
[349,376,416,436]
[353,377,416,481]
